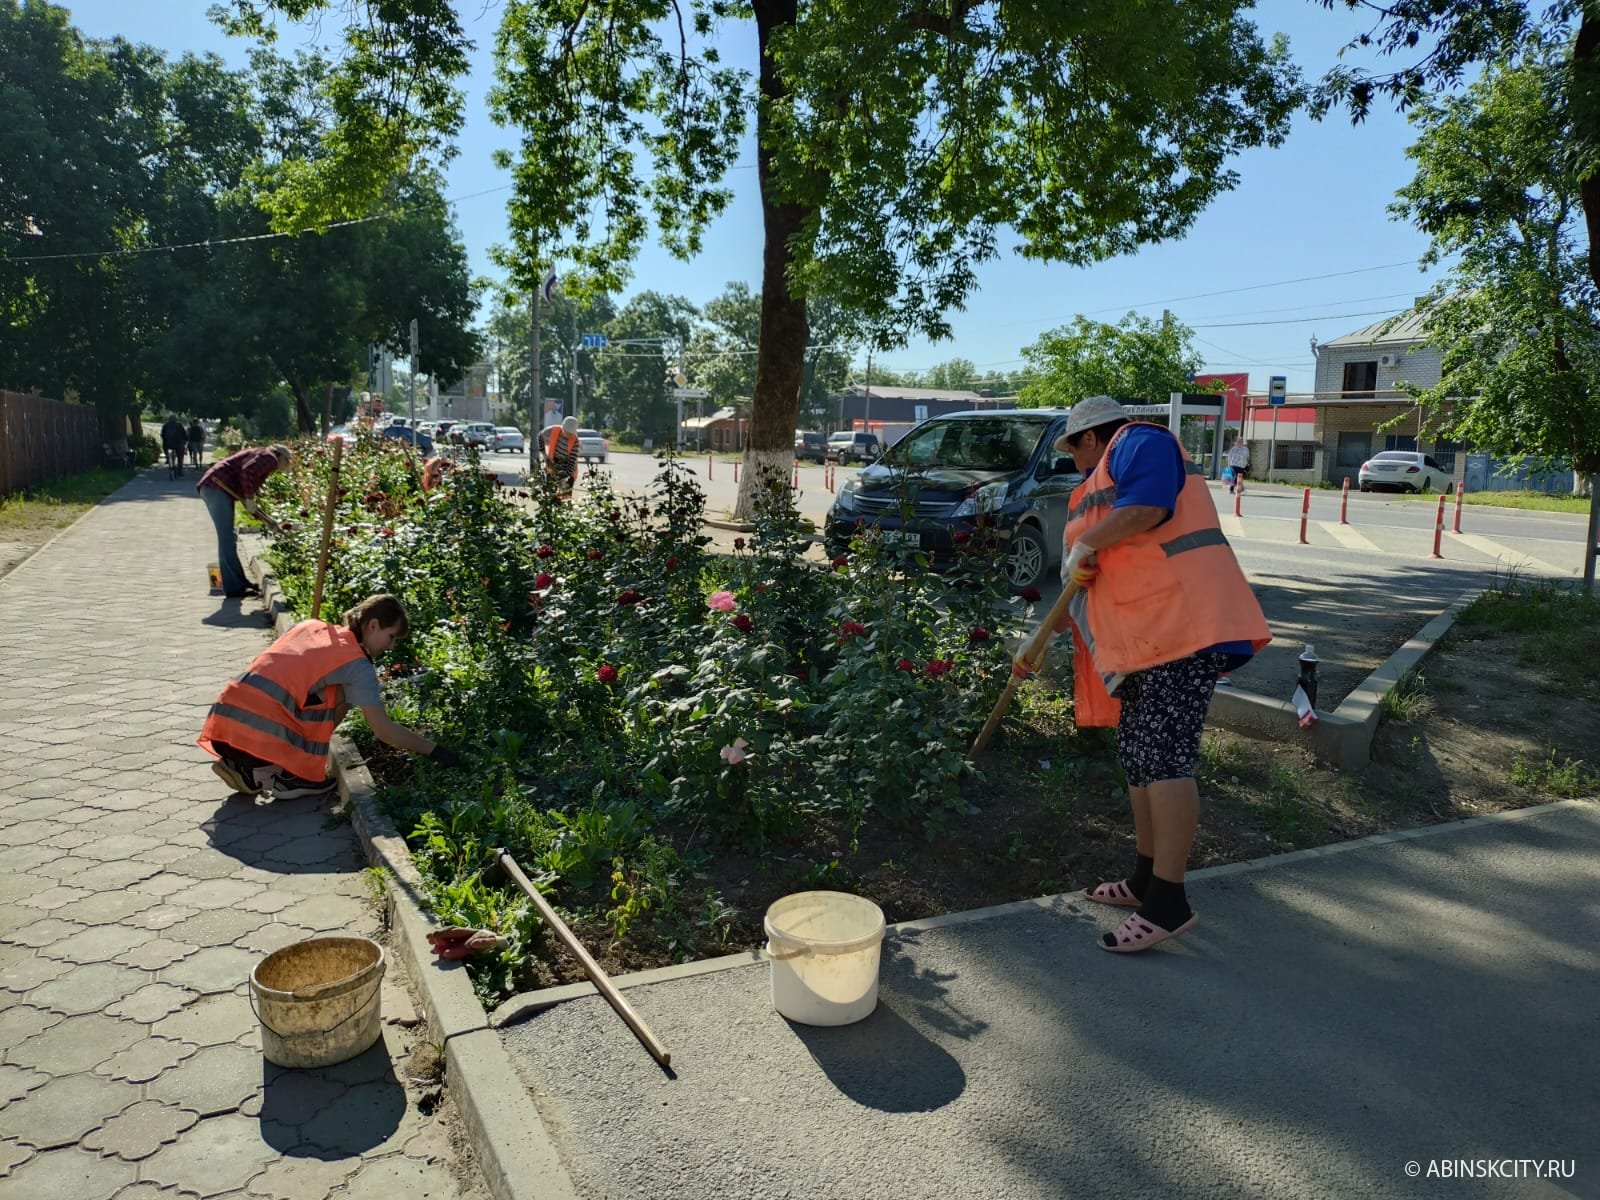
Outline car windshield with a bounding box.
[1373,451,1419,461]
[578,429,601,438]
[886,417,1047,472]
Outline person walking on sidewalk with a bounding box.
[199,594,462,799]
[186,418,205,467]
[1225,437,1252,493]
[196,444,290,598]
[1054,397,1271,953]
[160,415,188,479]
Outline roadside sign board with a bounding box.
[581,333,608,349]
[672,388,709,399]
[1269,375,1287,405]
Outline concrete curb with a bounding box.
[1206,585,1483,768]
[251,553,576,1200]
[489,797,1594,1024]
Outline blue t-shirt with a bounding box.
[1106,424,1254,670]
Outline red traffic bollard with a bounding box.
[792,460,799,488]
[1453,484,1464,534]
[1431,494,1446,558]
[733,459,740,484]
[1340,477,1350,525]
[707,453,713,481]
[1298,487,1311,544]
[1233,479,1242,518]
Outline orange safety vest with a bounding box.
[421,456,447,492]
[197,621,368,782]
[1064,423,1271,727]
[545,427,579,480]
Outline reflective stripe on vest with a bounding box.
[198,620,367,781]
[1160,527,1230,557]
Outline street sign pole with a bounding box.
[529,291,540,472]
[408,319,419,430]
[1267,375,1287,483]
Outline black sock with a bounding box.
[1127,854,1155,901]
[1137,874,1192,932]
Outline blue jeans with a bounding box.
[200,484,249,595]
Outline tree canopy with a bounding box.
[1017,313,1208,409]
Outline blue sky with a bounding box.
[61,0,1450,396]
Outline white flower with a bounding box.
[719,737,749,765]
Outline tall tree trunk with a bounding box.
[321,381,335,436]
[735,0,814,522]
[1576,12,1599,593]
[290,375,317,434]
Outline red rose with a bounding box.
[837,620,867,641]
[379,527,394,538]
[953,531,971,544]
[732,614,754,632]
[346,525,358,535]
[926,658,953,677]
[596,664,618,684]
[896,658,917,672]
[1019,586,1042,602]
[614,530,627,542]
[608,510,621,522]
[831,555,848,569]
[734,537,746,550]
[969,626,990,643]
[587,549,603,561]
[536,544,554,558]
[617,588,642,606]
[535,573,554,589]
[664,556,678,570]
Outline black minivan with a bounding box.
[823,409,1081,589]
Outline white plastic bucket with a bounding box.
[763,891,885,1026]
[250,936,386,1068]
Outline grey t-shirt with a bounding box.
[321,656,381,708]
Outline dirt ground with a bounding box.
[508,589,1599,992]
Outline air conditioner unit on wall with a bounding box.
[1378,353,1399,368]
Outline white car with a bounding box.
[493,427,526,453]
[539,426,608,463]
[1358,450,1446,493]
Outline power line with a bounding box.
[1190,307,1405,329]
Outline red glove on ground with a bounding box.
[426,927,507,960]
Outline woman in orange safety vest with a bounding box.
[199,594,461,800]
[545,416,581,492]
[1052,397,1270,955]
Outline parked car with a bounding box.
[493,427,526,453]
[794,430,827,463]
[827,430,882,465]
[1358,450,1446,493]
[824,409,1082,589]
[538,426,609,463]
[326,424,358,446]
[380,425,433,454]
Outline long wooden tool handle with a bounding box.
[494,849,671,1068]
[310,438,343,621]
[969,579,1082,758]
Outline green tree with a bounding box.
[1391,42,1600,591]
[1018,312,1207,409]
[220,0,1300,515]
[594,291,696,442]
[921,358,981,392]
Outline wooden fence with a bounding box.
[0,391,104,497]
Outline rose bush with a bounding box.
[262,439,1042,995]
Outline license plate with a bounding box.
[880,529,921,547]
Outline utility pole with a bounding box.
[863,348,873,433]
[571,342,579,426]
[408,319,419,430]
[529,291,541,470]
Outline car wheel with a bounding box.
[1006,524,1049,590]
[1421,476,1432,492]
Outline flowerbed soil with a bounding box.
[363,587,1599,995]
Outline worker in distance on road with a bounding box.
[1053,396,1271,953]
[545,415,581,495]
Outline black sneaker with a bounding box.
[212,760,261,796]
[271,780,338,801]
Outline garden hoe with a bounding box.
[484,847,671,1068]
[969,579,1082,758]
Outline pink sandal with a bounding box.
[1098,912,1199,953]
[1084,879,1143,908]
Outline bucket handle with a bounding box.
[250,979,383,1044]
[764,940,808,961]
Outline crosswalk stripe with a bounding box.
[1449,533,1575,577]
[1318,521,1383,554]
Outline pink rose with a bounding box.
[707,590,738,613]
[720,737,749,765]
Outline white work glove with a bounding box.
[1061,541,1098,587]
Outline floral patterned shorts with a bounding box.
[1115,651,1229,788]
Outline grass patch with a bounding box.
[1380,669,1432,723]
[1509,749,1596,798]
[1381,488,1590,514]
[1459,579,1600,694]
[0,467,134,535]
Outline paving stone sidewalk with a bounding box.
[0,468,486,1200]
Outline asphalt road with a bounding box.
[501,802,1600,1200]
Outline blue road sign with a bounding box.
[581,333,608,349]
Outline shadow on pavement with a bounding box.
[201,795,364,874]
[258,1042,408,1155]
[790,1001,967,1113]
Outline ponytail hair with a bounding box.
[344,594,409,642]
